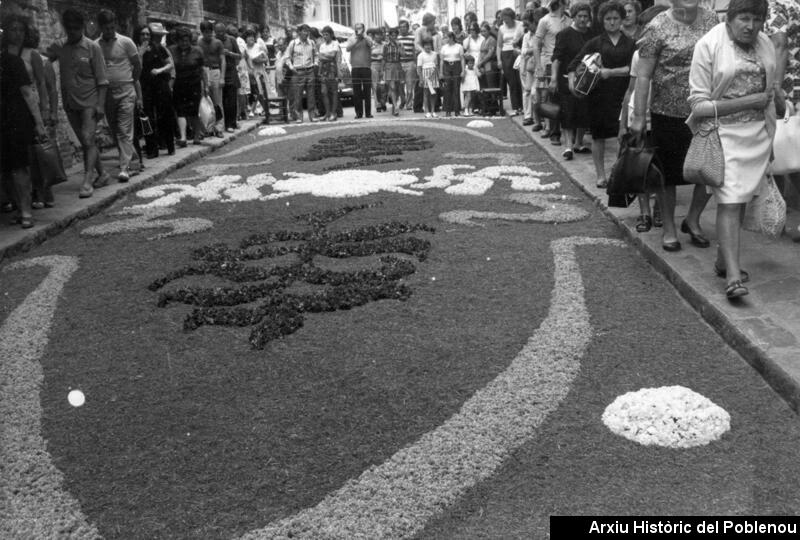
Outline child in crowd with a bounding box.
[461,55,479,116]
[417,39,440,118]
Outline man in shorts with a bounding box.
[397,20,417,109]
[47,8,109,198]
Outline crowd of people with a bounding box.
[1,0,798,298]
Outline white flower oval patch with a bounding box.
[602,385,730,448]
[258,126,287,136]
[466,120,493,129]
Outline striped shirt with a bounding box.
[398,32,416,62]
[383,40,403,63]
[286,38,317,70]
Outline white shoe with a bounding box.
[432,113,439,118]
[117,169,130,183]
[425,113,432,118]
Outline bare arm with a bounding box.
[130,51,144,106]
[29,51,50,119]
[20,85,45,137]
[770,31,788,117]
[629,55,655,138]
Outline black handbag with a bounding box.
[607,132,664,208]
[29,136,67,190]
[534,98,560,122]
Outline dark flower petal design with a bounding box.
[151,204,435,349]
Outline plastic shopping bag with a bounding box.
[199,95,216,134]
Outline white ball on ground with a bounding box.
[68,389,85,407]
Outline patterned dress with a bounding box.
[766,0,800,101]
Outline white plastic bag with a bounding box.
[198,95,216,134]
[743,174,787,238]
[772,103,800,175]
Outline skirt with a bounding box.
[173,81,202,117]
[713,120,771,204]
[421,67,439,90]
[384,62,403,82]
[651,112,692,186]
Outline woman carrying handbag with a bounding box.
[687,0,779,299]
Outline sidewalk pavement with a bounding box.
[510,115,800,413]
[0,119,263,262]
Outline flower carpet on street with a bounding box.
[4,119,800,539]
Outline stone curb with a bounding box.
[509,117,800,413]
[0,121,263,263]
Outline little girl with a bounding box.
[461,55,479,116]
[416,38,439,118]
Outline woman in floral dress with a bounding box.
[688,0,778,298]
[629,0,719,252]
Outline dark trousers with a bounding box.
[501,50,522,110]
[143,83,175,157]
[442,61,462,113]
[351,67,372,117]
[222,83,238,129]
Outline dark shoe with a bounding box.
[714,264,750,283]
[20,217,34,229]
[680,220,710,248]
[662,240,682,252]
[562,149,573,161]
[365,114,374,118]
[522,118,534,126]
[146,152,159,159]
[635,215,653,233]
[167,150,175,156]
[725,280,748,299]
[176,139,188,148]
[31,201,45,210]
[92,173,110,189]
[550,137,562,146]
[573,145,591,154]
[355,114,362,119]
[531,123,543,132]
[540,130,551,138]
[1,202,15,213]
[78,185,94,198]
[596,179,608,189]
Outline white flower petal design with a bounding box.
[238,236,627,540]
[258,126,287,136]
[1,256,99,538]
[602,386,731,448]
[466,120,494,129]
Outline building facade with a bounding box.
[304,0,398,29]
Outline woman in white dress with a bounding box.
[687,0,778,299]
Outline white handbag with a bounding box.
[772,103,800,176]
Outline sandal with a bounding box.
[714,264,750,283]
[635,215,652,233]
[596,179,608,189]
[573,146,591,154]
[725,280,748,299]
[78,185,94,198]
[652,205,663,228]
[562,149,573,161]
[20,217,34,229]
[31,201,45,210]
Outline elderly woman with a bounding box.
[477,22,499,88]
[169,26,207,146]
[630,0,718,252]
[687,0,778,299]
[551,2,592,159]
[496,8,525,115]
[568,1,635,187]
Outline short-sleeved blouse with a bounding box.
[170,45,205,87]
[721,44,767,124]
[463,34,484,61]
[637,8,718,118]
